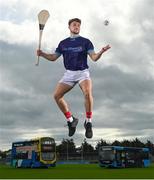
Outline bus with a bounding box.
[98,146,151,168]
[11,137,56,168]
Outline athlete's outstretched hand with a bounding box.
[101,45,111,53]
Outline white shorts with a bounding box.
[59,69,91,87]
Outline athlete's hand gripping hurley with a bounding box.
[36,10,50,66]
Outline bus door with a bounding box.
[28,151,32,159]
[116,151,123,167]
[125,151,137,167]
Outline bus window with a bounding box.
[40,138,56,161]
[99,149,115,161]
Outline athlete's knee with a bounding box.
[84,91,92,100]
[53,92,63,101]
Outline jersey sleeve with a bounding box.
[86,39,95,55]
[55,42,62,56]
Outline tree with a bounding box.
[131,138,145,147]
[145,140,154,155]
[56,139,76,159]
[79,139,95,160]
[121,139,132,147]
[111,140,121,146]
[80,139,94,153]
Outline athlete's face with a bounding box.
[69,21,81,34]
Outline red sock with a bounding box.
[64,111,72,119]
[86,112,92,119]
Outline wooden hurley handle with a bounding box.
[36,30,43,66]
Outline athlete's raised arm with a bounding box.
[89,44,111,62]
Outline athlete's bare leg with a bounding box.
[79,79,93,138]
[79,79,93,113]
[53,83,73,114]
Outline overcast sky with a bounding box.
[0,0,154,150]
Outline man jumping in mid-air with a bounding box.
[37,18,111,138]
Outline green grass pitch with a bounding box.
[0,163,154,179]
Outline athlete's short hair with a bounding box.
[68,18,81,26]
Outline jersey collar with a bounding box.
[70,34,80,39]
